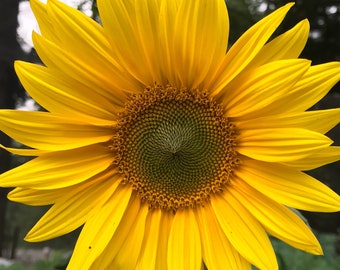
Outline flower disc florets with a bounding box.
[112,85,239,211]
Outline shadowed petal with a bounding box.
[196,203,251,269]
[135,209,162,270]
[25,170,120,242]
[90,194,148,269]
[229,179,322,254]
[212,194,277,270]
[67,186,132,269]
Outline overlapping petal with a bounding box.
[253,62,340,115]
[283,146,340,170]
[229,179,322,254]
[135,209,162,270]
[25,170,120,242]
[67,186,132,269]
[237,108,340,134]
[155,211,174,270]
[208,3,294,95]
[238,128,332,162]
[167,0,229,88]
[212,195,277,270]
[15,61,120,123]
[219,59,310,118]
[97,0,160,86]
[32,33,132,108]
[0,110,114,150]
[168,210,202,270]
[90,194,148,269]
[237,159,340,212]
[196,203,251,270]
[0,144,48,156]
[8,187,61,206]
[0,145,114,189]
[248,19,310,67]
[30,0,54,41]
[31,0,142,94]
[98,0,229,89]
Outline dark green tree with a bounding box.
[0,0,24,256]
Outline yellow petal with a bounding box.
[196,203,251,270]
[8,187,59,206]
[134,0,168,85]
[249,19,310,67]
[15,61,120,123]
[0,110,114,151]
[230,179,322,255]
[168,209,202,270]
[0,144,48,156]
[237,108,340,134]
[0,145,114,189]
[135,209,162,270]
[31,30,134,110]
[220,59,310,118]
[283,146,340,170]
[32,0,141,93]
[30,0,54,41]
[90,194,147,269]
[238,128,332,162]
[170,0,229,88]
[98,0,229,89]
[97,0,157,86]
[156,211,174,270]
[286,62,340,112]
[158,0,181,87]
[109,203,148,269]
[25,170,120,242]
[208,3,294,95]
[237,159,340,212]
[212,195,277,270]
[255,62,340,115]
[67,185,132,269]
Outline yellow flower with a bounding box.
[1,0,340,269]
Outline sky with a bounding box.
[17,0,91,52]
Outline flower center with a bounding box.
[112,85,238,211]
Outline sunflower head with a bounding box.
[0,0,340,269]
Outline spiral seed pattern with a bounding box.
[112,85,238,211]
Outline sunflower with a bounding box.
[1,0,340,269]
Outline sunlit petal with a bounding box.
[168,210,201,270]
[0,145,114,189]
[208,3,294,95]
